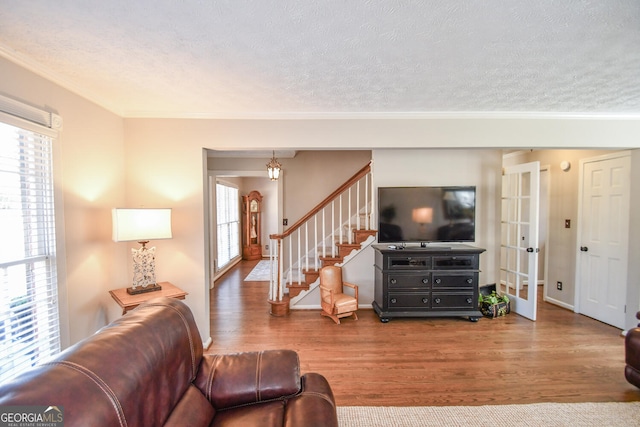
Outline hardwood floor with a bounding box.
[208,260,640,406]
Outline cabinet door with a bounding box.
[433,255,477,269]
[387,256,431,269]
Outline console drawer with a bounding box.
[431,293,475,310]
[387,273,431,289]
[388,292,431,309]
[387,256,432,269]
[433,255,477,269]
[432,273,477,289]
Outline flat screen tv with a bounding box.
[377,186,476,243]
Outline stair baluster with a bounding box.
[268,162,377,308]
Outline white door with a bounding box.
[500,162,540,321]
[577,153,630,329]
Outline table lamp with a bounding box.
[112,208,172,294]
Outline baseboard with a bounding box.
[544,295,574,311]
[290,304,373,310]
[202,336,213,349]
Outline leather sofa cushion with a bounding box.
[164,385,215,427]
[211,401,285,427]
[195,350,300,410]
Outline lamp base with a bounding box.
[126,283,163,295]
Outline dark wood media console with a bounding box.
[372,244,485,322]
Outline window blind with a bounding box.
[216,182,240,269]
[0,121,60,382]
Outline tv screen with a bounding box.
[377,186,476,243]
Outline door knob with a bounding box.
[580,246,589,252]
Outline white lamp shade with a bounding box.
[112,208,172,242]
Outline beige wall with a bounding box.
[209,150,372,227]
[0,57,127,346]
[373,149,503,286]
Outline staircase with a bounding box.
[268,162,376,309]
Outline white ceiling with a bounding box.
[1,1,639,119]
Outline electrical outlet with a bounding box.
[283,218,288,226]
[565,219,571,228]
[557,281,563,291]
[265,244,269,250]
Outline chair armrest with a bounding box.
[319,285,335,305]
[194,349,301,410]
[343,281,359,300]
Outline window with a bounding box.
[216,182,240,269]
[0,120,60,382]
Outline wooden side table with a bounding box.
[109,281,188,314]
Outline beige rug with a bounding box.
[244,260,271,281]
[337,402,640,426]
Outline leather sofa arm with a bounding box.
[625,327,640,388]
[194,349,301,410]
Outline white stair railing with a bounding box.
[268,162,374,305]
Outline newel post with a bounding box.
[268,236,290,316]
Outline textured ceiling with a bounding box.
[1,1,639,118]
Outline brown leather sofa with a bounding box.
[625,312,640,388]
[0,297,338,427]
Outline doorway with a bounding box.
[207,169,283,285]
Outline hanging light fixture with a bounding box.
[266,150,282,181]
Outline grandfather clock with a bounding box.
[242,190,263,260]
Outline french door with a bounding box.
[500,162,540,321]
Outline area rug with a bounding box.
[244,260,271,281]
[337,402,640,426]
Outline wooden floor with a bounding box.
[208,259,640,407]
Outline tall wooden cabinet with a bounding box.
[242,190,262,260]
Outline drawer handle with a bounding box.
[422,278,429,284]
[435,278,442,284]
[422,298,428,304]
[390,278,397,284]
[466,278,473,284]
[391,298,397,304]
[434,298,441,304]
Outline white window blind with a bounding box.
[0,121,60,382]
[216,182,240,269]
